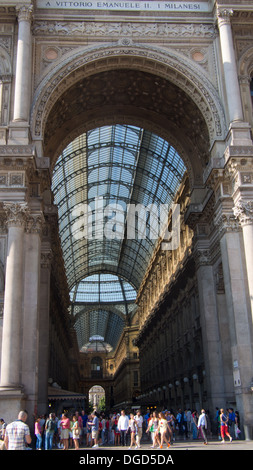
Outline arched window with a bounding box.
[91,356,103,378]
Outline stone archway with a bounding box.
[31,44,227,187]
[35,45,226,418]
[28,38,236,420]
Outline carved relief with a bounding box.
[233,200,253,226]
[33,21,216,39]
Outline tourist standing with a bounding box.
[235,411,241,439]
[158,412,170,449]
[220,409,232,443]
[146,411,160,448]
[72,415,80,450]
[89,412,99,448]
[134,410,143,448]
[197,409,208,445]
[0,418,7,448]
[4,411,32,450]
[191,411,198,440]
[45,413,56,450]
[128,413,137,449]
[117,410,129,446]
[60,412,70,450]
[35,417,43,450]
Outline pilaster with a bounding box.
[208,163,253,438]
[192,231,226,411]
[37,241,52,416]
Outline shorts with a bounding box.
[61,428,69,439]
[92,430,98,440]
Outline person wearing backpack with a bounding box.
[45,413,56,450]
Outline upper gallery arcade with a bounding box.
[0,0,253,438]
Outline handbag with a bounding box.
[74,426,80,436]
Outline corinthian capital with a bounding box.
[16,4,33,22]
[217,8,233,26]
[26,213,44,234]
[3,202,29,228]
[233,200,253,226]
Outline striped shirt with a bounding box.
[5,420,31,450]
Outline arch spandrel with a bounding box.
[30,44,227,187]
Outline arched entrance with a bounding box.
[89,385,106,412]
[31,44,226,174]
[33,49,226,418]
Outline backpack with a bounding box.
[47,419,55,432]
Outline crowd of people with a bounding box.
[0,406,242,450]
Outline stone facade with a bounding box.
[0,0,253,437]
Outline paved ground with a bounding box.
[70,437,253,451]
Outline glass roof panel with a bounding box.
[52,124,186,351]
[70,274,136,304]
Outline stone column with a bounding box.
[13,4,33,122]
[37,246,52,415]
[194,241,226,411]
[217,8,243,124]
[216,207,253,439]
[0,202,28,389]
[233,200,253,317]
[21,212,43,419]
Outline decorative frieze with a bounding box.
[33,21,216,39]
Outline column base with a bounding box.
[8,120,30,145]
[0,386,27,424]
[226,121,253,148]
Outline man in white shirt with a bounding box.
[118,410,129,447]
[134,410,143,448]
[197,409,208,445]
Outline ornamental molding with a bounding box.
[31,43,226,144]
[0,145,35,156]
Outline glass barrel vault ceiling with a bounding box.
[52,124,186,352]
